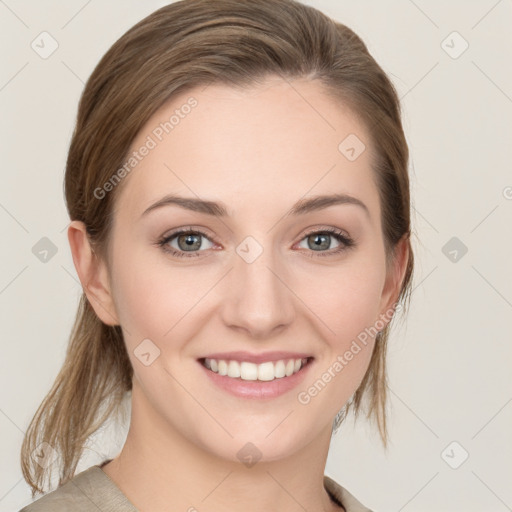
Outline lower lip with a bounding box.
[198,359,313,399]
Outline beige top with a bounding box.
[19,460,373,512]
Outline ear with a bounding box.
[67,220,120,326]
[377,234,410,326]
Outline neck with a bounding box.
[102,381,342,512]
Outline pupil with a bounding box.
[310,234,328,251]
[179,234,200,251]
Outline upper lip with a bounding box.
[199,351,313,364]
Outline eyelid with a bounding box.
[293,226,355,257]
[295,225,352,243]
[156,225,356,258]
[160,225,218,244]
[156,226,219,258]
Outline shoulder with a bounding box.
[324,475,374,512]
[18,464,138,512]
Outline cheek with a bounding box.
[295,263,384,411]
[110,231,386,352]
[295,254,386,344]
[109,248,212,350]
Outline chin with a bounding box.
[192,418,321,465]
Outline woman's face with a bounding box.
[93,77,403,462]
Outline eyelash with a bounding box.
[156,226,356,259]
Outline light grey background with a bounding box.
[1,1,511,511]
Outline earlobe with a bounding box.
[67,220,120,326]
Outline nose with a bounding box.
[219,239,295,339]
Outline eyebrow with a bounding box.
[140,192,370,219]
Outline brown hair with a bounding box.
[21,0,414,497]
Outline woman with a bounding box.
[19,0,414,510]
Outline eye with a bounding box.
[156,228,215,258]
[296,228,355,257]
[156,226,356,259]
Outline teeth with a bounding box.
[218,359,228,376]
[258,362,274,381]
[241,361,258,380]
[202,357,308,381]
[227,360,241,378]
[274,360,285,378]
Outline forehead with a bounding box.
[114,77,378,222]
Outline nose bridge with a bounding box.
[222,234,294,337]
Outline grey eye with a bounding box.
[298,233,340,252]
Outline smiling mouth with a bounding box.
[199,357,314,381]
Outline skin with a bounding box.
[68,76,409,512]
